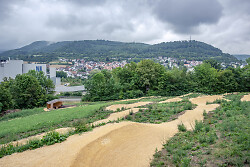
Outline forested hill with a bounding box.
[0,40,238,63]
[233,54,250,61]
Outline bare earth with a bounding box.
[159,97,182,103]
[0,95,227,167]
[241,94,250,101]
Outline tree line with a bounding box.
[83,59,250,101]
[0,71,55,114]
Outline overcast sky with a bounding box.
[0,0,250,54]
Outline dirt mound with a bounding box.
[0,95,225,167]
[93,108,146,126]
[0,128,74,148]
[159,97,182,103]
[241,94,250,101]
[106,102,151,111]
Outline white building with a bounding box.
[0,59,60,85]
[0,60,23,80]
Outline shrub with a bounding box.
[73,119,91,133]
[194,120,203,133]
[41,131,67,145]
[184,102,193,110]
[178,123,187,132]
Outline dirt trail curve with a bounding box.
[241,94,250,101]
[0,95,226,167]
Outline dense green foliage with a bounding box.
[0,71,55,113]
[0,40,238,63]
[61,77,85,86]
[83,59,250,101]
[150,94,250,166]
[56,71,67,78]
[0,131,68,158]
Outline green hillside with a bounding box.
[233,54,250,61]
[0,40,238,63]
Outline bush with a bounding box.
[178,123,187,132]
[0,102,3,112]
[194,120,203,133]
[41,131,67,145]
[73,119,91,133]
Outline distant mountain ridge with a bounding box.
[233,54,250,61]
[0,40,238,63]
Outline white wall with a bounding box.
[51,77,61,85]
[0,60,23,81]
[50,67,56,78]
[23,64,46,75]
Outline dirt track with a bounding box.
[0,95,226,167]
[241,94,250,101]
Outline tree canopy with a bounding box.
[83,59,250,101]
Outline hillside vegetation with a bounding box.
[0,40,237,63]
[83,59,250,101]
[151,93,250,166]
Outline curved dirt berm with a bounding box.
[241,94,250,101]
[106,101,151,111]
[0,95,224,167]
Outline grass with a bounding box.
[150,94,250,166]
[0,107,45,122]
[0,103,110,144]
[0,131,69,158]
[0,96,167,144]
[125,99,196,123]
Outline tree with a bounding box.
[193,63,219,94]
[27,70,55,94]
[10,74,45,109]
[203,59,222,70]
[217,69,238,93]
[0,84,13,112]
[158,68,192,96]
[84,70,121,101]
[56,71,67,78]
[112,62,137,91]
[135,60,165,93]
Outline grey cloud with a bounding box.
[46,14,84,30]
[152,0,223,33]
[0,0,250,55]
[0,0,20,20]
[63,0,107,6]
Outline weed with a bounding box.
[73,120,92,133]
[178,123,187,132]
[194,120,203,133]
[41,131,67,145]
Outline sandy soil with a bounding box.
[93,108,146,126]
[159,97,182,103]
[0,95,225,167]
[0,128,74,148]
[106,102,151,111]
[241,94,250,101]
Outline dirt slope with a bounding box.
[241,94,250,101]
[0,95,224,167]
